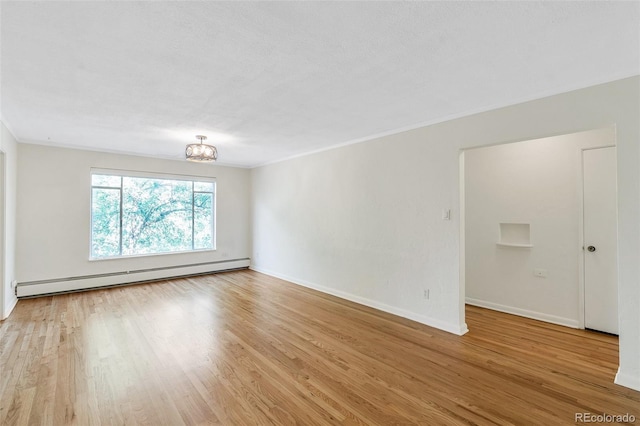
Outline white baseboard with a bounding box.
[2,294,18,320]
[250,265,468,336]
[615,368,640,392]
[465,297,579,329]
[17,258,251,297]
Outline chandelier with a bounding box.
[185,135,217,162]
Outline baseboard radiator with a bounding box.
[16,258,251,298]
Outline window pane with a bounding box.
[194,181,214,192]
[121,177,193,255]
[194,192,213,249]
[91,172,215,259]
[92,174,121,187]
[91,188,121,258]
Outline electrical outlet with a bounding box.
[423,289,430,299]
[533,268,548,278]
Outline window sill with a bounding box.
[89,248,217,262]
[495,242,533,248]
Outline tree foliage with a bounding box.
[91,175,214,258]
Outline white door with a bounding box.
[583,147,618,335]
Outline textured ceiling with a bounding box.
[1,1,639,167]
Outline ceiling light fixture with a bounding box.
[185,135,217,162]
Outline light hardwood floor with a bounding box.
[1,270,638,425]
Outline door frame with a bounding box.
[577,144,617,330]
[459,128,617,334]
[0,151,5,320]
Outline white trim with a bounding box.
[91,167,217,183]
[614,368,640,392]
[88,247,218,262]
[458,151,468,332]
[577,146,586,329]
[252,73,639,169]
[18,138,252,169]
[465,297,579,329]
[89,170,217,260]
[0,150,4,320]
[495,242,533,248]
[7,75,639,170]
[10,75,639,170]
[251,265,468,336]
[17,258,250,297]
[2,295,18,320]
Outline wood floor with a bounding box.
[1,270,638,425]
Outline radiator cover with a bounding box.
[16,258,250,297]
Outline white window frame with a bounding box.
[90,168,216,260]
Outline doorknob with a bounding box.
[587,245,596,252]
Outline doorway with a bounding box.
[461,127,618,332]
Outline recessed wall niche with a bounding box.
[496,223,532,248]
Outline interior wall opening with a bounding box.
[460,127,619,337]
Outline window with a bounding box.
[91,170,215,259]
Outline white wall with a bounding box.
[16,144,251,283]
[253,135,464,333]
[250,76,640,391]
[464,128,614,327]
[0,122,18,319]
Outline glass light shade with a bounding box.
[185,143,217,162]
